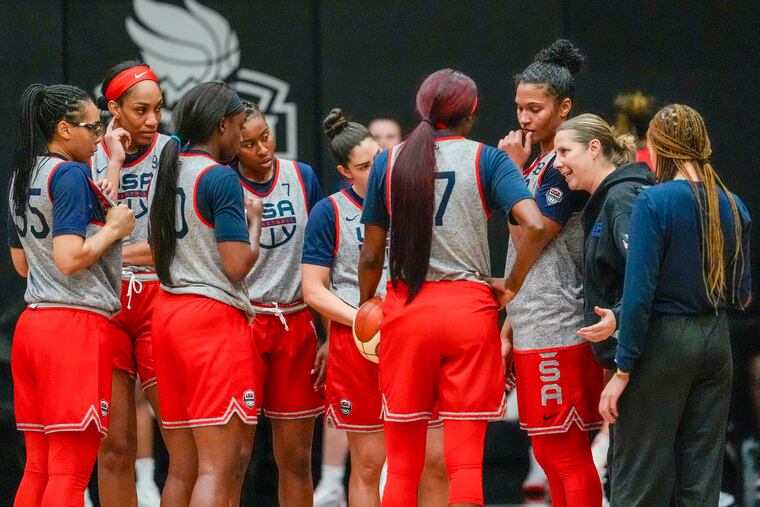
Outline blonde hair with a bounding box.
[557,113,636,166]
[614,91,656,138]
[647,104,745,308]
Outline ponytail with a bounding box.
[557,113,636,167]
[150,138,181,284]
[12,83,91,215]
[389,69,477,302]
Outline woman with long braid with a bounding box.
[599,104,752,506]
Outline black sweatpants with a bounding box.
[610,313,732,507]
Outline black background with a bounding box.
[1,1,759,504]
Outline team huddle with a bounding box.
[7,38,751,507]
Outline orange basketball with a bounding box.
[352,296,383,363]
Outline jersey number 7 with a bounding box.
[434,171,455,226]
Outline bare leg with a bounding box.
[346,431,386,507]
[160,428,197,506]
[136,385,162,505]
[419,426,449,506]
[98,370,137,507]
[272,418,316,507]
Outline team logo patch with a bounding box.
[100,400,109,418]
[545,187,564,206]
[243,390,256,409]
[621,233,629,250]
[339,399,352,416]
[591,222,602,237]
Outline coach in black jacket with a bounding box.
[553,114,656,369]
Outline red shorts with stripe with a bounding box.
[111,279,160,389]
[152,292,259,429]
[251,308,324,419]
[513,342,604,436]
[12,307,112,437]
[379,280,507,422]
[325,322,384,432]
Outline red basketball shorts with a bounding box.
[379,280,506,422]
[325,322,384,432]
[513,342,604,436]
[13,307,112,437]
[111,278,160,389]
[251,308,324,419]
[152,292,259,429]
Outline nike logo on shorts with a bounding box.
[543,412,559,420]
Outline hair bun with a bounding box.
[322,108,349,140]
[96,95,109,111]
[534,39,585,75]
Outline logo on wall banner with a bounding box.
[123,0,298,159]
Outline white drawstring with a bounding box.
[271,302,290,331]
[126,272,143,310]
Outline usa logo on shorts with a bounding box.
[100,400,109,418]
[546,187,564,206]
[339,399,352,416]
[243,390,256,409]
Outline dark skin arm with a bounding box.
[358,224,388,305]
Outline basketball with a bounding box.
[352,296,383,363]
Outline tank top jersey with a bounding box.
[158,153,253,316]
[9,156,121,314]
[238,158,310,307]
[328,189,388,307]
[505,152,585,351]
[91,133,170,280]
[386,138,491,283]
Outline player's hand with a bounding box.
[103,118,132,166]
[477,273,516,308]
[497,130,533,170]
[105,204,135,239]
[97,179,117,201]
[501,320,516,392]
[599,373,629,424]
[311,340,328,391]
[578,307,616,343]
[245,196,263,224]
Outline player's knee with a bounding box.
[275,442,311,477]
[353,453,385,486]
[98,433,136,473]
[422,453,448,487]
[232,445,253,482]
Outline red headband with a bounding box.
[434,96,478,129]
[104,66,159,102]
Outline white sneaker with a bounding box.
[718,491,736,507]
[313,482,347,507]
[137,479,161,507]
[84,488,95,507]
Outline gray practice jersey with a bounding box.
[91,133,170,279]
[387,138,491,283]
[9,156,121,314]
[505,152,585,351]
[240,159,311,307]
[157,153,253,316]
[328,189,388,307]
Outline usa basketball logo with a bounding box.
[339,399,352,416]
[545,187,564,206]
[243,389,256,409]
[260,198,298,249]
[100,400,110,418]
[122,0,298,159]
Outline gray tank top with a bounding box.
[91,133,170,280]
[387,138,491,283]
[504,152,585,351]
[159,153,253,316]
[328,189,388,307]
[240,159,309,309]
[9,156,121,314]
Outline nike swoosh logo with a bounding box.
[346,215,359,222]
[543,412,559,420]
[134,71,148,78]
[96,166,108,174]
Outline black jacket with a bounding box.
[582,162,655,369]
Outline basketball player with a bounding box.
[232,102,323,506]
[358,69,547,506]
[368,118,402,150]
[491,40,604,507]
[303,109,449,506]
[148,82,261,506]
[9,83,135,505]
[90,60,169,507]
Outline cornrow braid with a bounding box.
[647,104,745,308]
[12,84,92,215]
